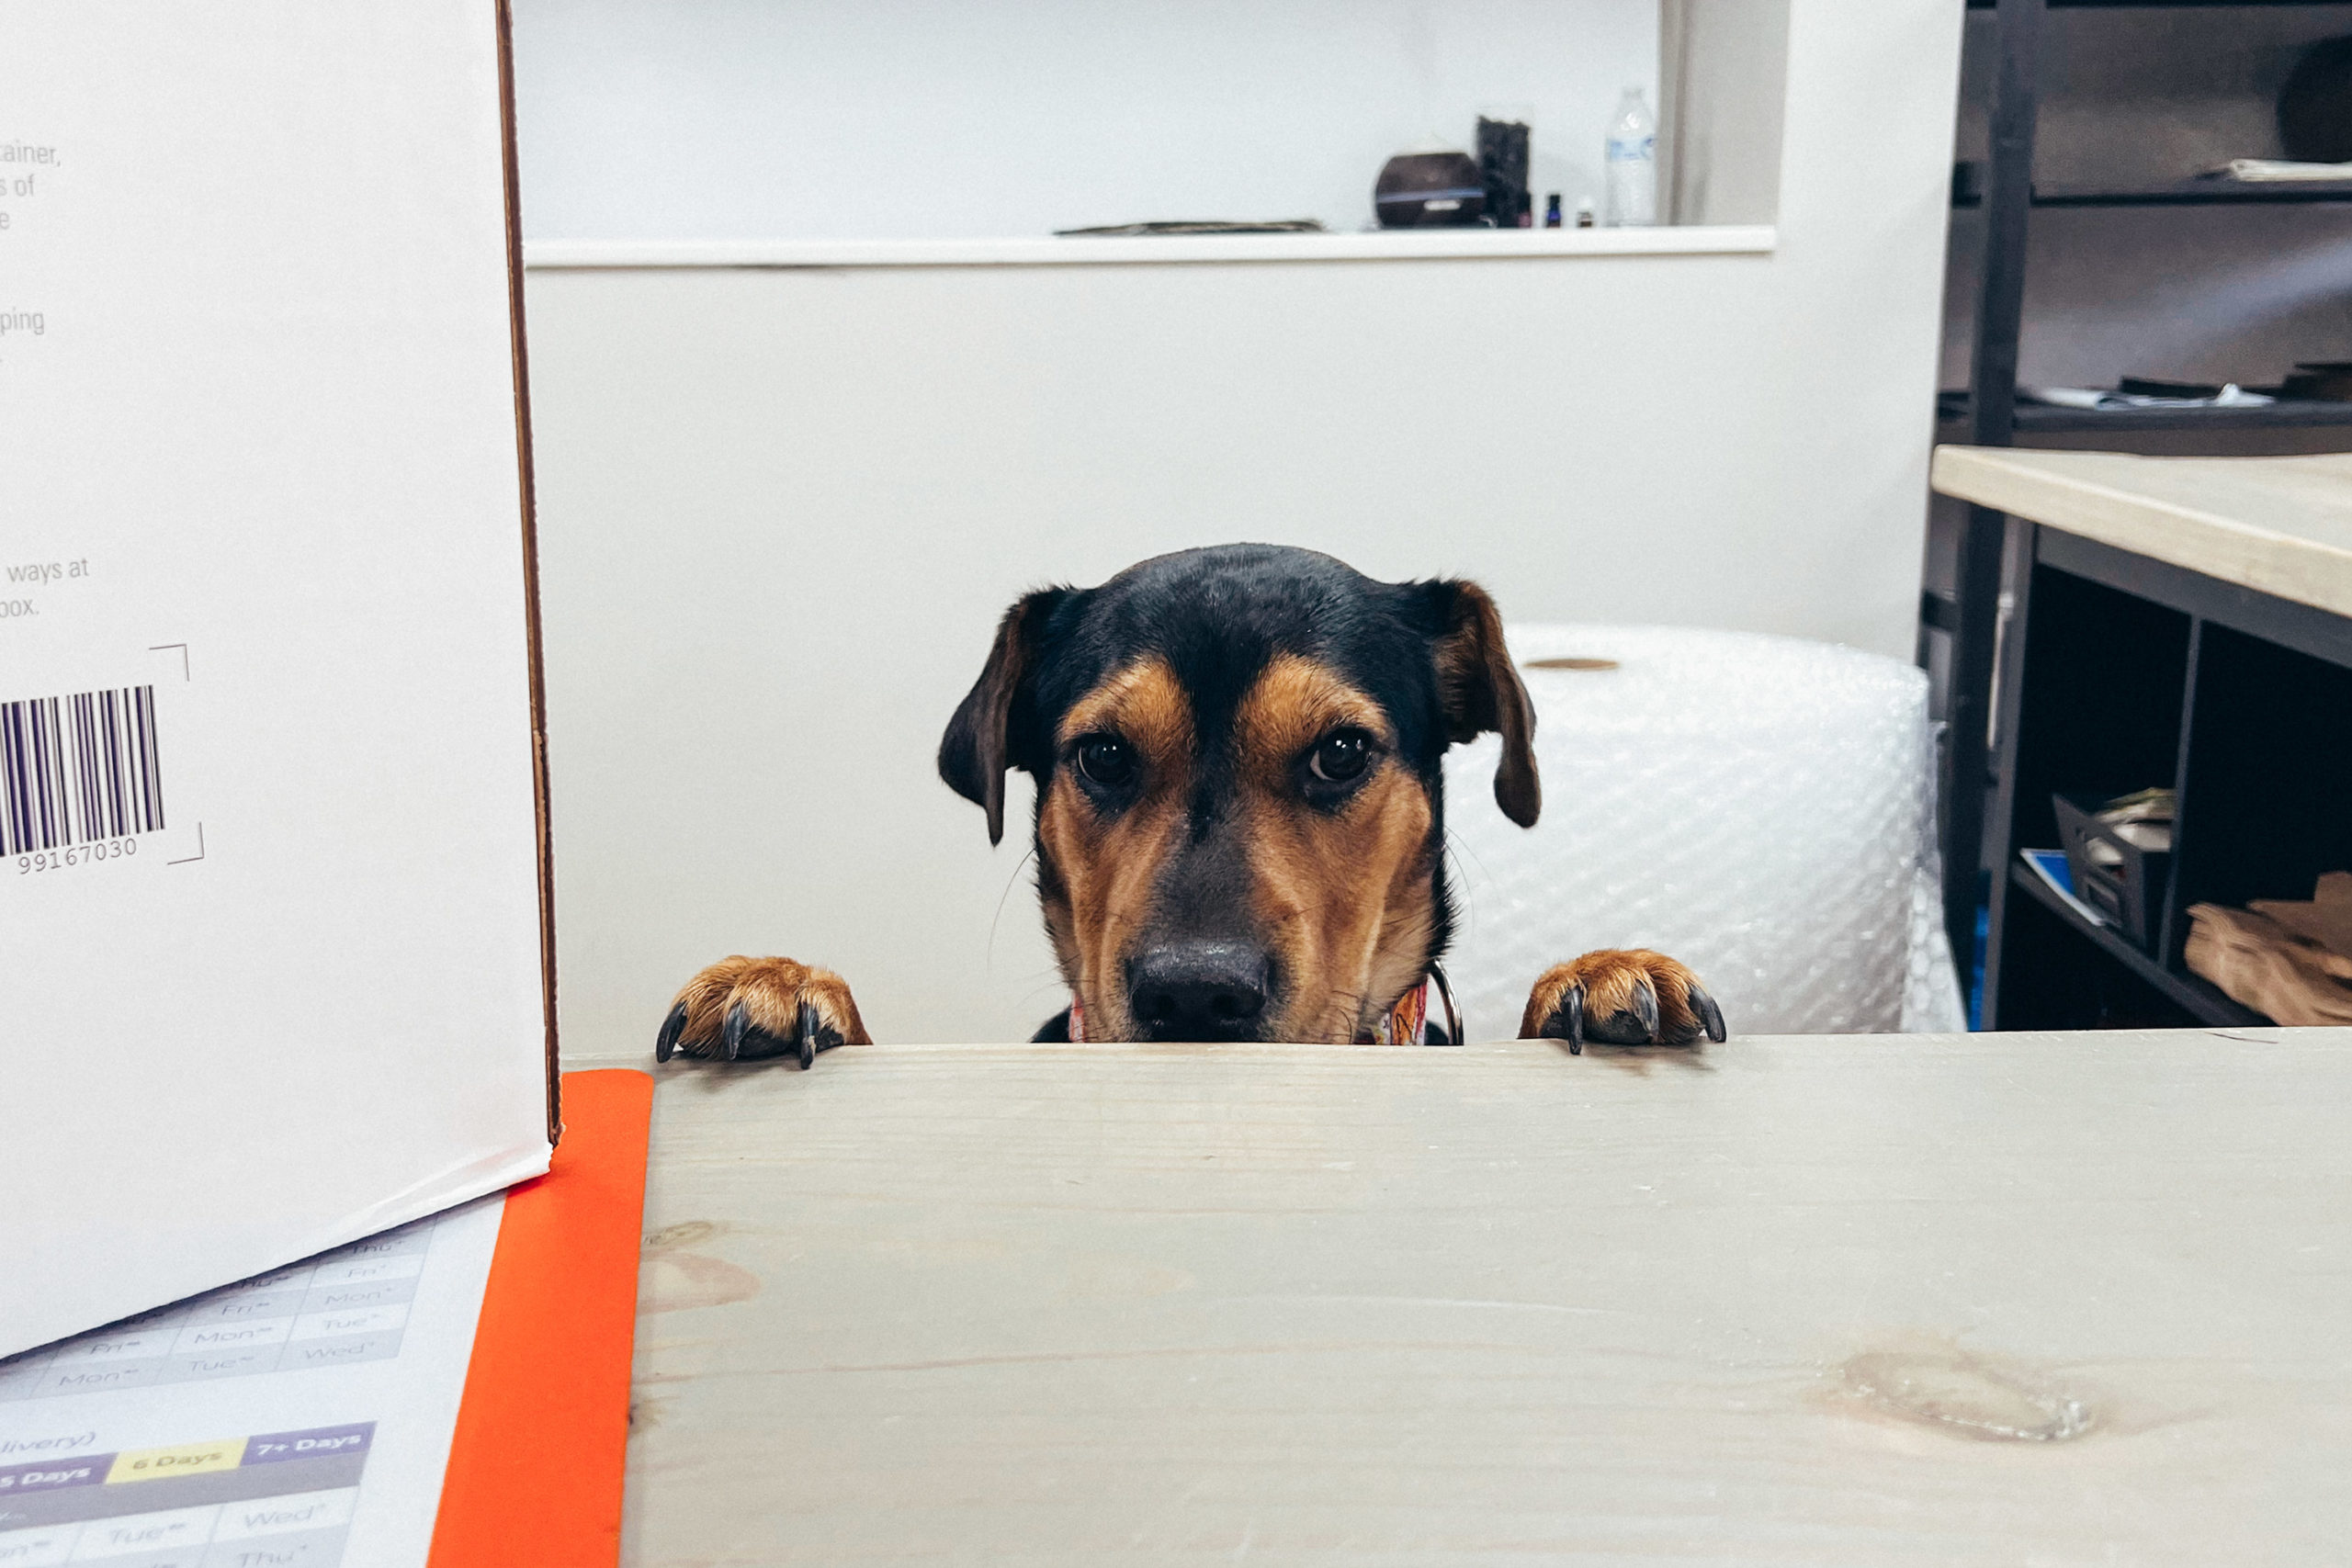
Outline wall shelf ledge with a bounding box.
[523,226,1778,271]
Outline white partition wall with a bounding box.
[514,0,1662,242]
[514,0,1965,1048]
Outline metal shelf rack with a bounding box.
[1925,0,2352,982]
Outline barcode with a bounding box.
[2,685,166,855]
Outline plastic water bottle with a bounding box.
[1604,87,1657,227]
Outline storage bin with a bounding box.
[2054,792,2169,953]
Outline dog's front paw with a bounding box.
[1519,950,1725,1054]
[656,955,872,1067]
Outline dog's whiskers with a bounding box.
[1320,987,1371,1043]
[1444,829,1495,946]
[984,846,1042,976]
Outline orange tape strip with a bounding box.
[426,1069,653,1568]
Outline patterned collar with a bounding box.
[1065,965,1460,1045]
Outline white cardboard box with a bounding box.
[1,2,556,1357]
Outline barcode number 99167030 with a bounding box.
[19,835,141,874]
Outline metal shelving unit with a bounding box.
[1925,0,2352,982]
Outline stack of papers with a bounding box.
[2027,385,2274,412]
[0,1197,503,1568]
[2218,158,2352,183]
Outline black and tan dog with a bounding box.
[657,545,1724,1063]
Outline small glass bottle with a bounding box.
[1544,193,1563,228]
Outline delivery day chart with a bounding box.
[0,1196,502,1568]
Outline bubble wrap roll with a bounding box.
[1442,625,1965,1040]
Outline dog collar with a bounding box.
[1066,965,1459,1045]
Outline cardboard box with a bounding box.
[1,1,556,1356]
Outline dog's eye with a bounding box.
[1308,730,1374,785]
[1075,735,1136,788]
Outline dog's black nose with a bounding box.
[1127,942,1271,1041]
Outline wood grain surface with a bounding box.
[1930,445,2352,619]
[583,1032,2352,1564]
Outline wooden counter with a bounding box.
[592,1032,2352,1564]
[1931,446,2352,621]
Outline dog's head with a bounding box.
[940,545,1537,1043]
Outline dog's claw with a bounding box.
[1633,976,1660,1043]
[655,1001,687,1064]
[795,1000,821,1070]
[1536,981,1587,1054]
[1690,981,1728,1043]
[722,1002,751,1062]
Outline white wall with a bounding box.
[516,0,1963,1052]
[512,0,1657,241]
[1660,0,1788,226]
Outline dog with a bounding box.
[656,545,1724,1063]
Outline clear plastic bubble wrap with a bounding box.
[1441,625,1965,1040]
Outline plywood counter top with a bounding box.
[581,1032,2352,1564]
[1932,445,2352,620]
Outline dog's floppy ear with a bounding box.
[1429,580,1540,828]
[939,589,1066,846]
